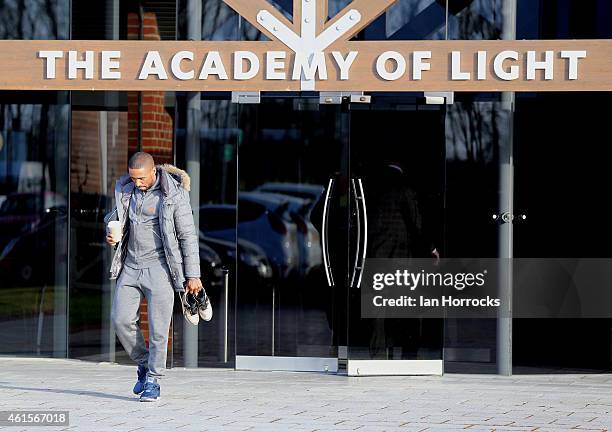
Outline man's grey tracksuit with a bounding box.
[105,165,200,379]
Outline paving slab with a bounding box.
[0,358,611,431]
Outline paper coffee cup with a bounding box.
[107,221,122,243]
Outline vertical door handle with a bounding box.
[350,178,368,289]
[350,178,361,288]
[357,178,368,288]
[322,178,335,287]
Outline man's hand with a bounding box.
[184,278,203,294]
[106,234,118,247]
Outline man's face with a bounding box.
[129,166,157,191]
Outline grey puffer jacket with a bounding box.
[104,164,200,292]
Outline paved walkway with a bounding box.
[0,358,611,431]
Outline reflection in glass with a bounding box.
[328,0,351,17]
[0,92,69,356]
[175,96,238,366]
[360,0,446,40]
[0,0,69,39]
[517,0,612,40]
[178,0,238,41]
[349,102,445,361]
[513,92,612,371]
[69,101,128,362]
[235,98,346,358]
[443,96,504,373]
[448,0,504,40]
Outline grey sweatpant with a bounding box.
[111,263,175,378]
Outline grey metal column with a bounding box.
[53,98,70,358]
[99,111,113,362]
[104,0,120,110]
[183,0,202,368]
[497,0,517,376]
[100,0,120,363]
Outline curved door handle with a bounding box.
[350,178,361,288]
[350,178,368,289]
[322,178,335,287]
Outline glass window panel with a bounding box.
[0,0,69,39]
[513,92,612,372]
[0,91,69,357]
[174,94,238,366]
[178,0,239,40]
[68,96,128,362]
[448,0,504,40]
[359,0,447,41]
[517,0,612,39]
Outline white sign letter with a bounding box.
[493,51,519,81]
[101,51,121,79]
[266,51,286,80]
[376,51,406,81]
[38,51,63,79]
[477,51,487,80]
[331,51,358,80]
[527,50,554,80]
[292,52,328,81]
[561,50,587,80]
[68,51,94,80]
[234,51,260,80]
[451,51,470,80]
[412,51,431,80]
[171,51,194,80]
[138,51,168,80]
[199,52,228,80]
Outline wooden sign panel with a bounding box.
[0,0,611,92]
[1,40,611,92]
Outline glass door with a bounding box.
[344,95,446,375]
[513,92,612,372]
[233,95,349,372]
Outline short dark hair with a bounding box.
[129,152,155,170]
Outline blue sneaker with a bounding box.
[132,365,148,395]
[139,376,160,402]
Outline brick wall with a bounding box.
[127,12,174,164]
[71,111,128,195]
[127,11,175,358]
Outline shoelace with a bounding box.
[143,381,159,393]
[184,293,199,315]
[184,291,209,314]
[195,291,209,310]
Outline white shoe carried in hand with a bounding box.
[180,292,200,325]
[195,290,213,322]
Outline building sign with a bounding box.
[1,0,612,92]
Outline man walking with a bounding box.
[104,152,211,402]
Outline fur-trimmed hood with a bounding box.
[158,164,191,192]
[116,163,191,197]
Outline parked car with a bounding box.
[0,210,67,286]
[200,193,300,279]
[252,190,322,277]
[238,192,301,279]
[254,182,325,204]
[254,184,326,275]
[199,239,225,288]
[0,191,67,251]
[200,232,273,283]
